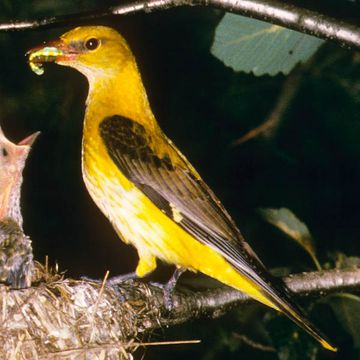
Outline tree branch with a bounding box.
[0,0,359,49]
[162,267,360,324]
[1,266,359,358]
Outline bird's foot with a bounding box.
[151,267,186,311]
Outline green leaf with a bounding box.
[258,207,321,270]
[327,293,360,349]
[211,14,324,76]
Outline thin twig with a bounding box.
[43,339,200,358]
[92,270,110,317]
[232,70,303,146]
[131,339,201,346]
[0,0,359,49]
[44,255,48,275]
[88,270,110,343]
[232,332,276,352]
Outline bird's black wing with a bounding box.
[99,115,266,274]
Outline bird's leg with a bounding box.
[107,255,157,301]
[162,267,186,311]
[107,272,138,285]
[108,254,157,285]
[81,271,138,285]
[84,255,157,286]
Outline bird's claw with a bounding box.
[150,268,186,311]
[149,281,175,311]
[163,283,176,311]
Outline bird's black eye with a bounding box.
[85,38,100,51]
[1,148,8,157]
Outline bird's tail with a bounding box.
[178,228,337,351]
[229,264,337,352]
[204,253,337,352]
[261,279,337,352]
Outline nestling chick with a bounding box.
[0,126,39,288]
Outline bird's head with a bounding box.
[28,26,134,82]
[0,127,39,221]
[28,26,154,126]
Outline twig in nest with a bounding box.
[132,339,201,346]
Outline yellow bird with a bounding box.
[28,26,336,352]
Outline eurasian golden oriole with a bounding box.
[28,26,336,351]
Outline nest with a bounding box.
[0,262,162,359]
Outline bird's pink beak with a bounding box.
[18,131,40,147]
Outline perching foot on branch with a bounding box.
[152,267,186,311]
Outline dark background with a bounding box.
[0,0,359,358]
